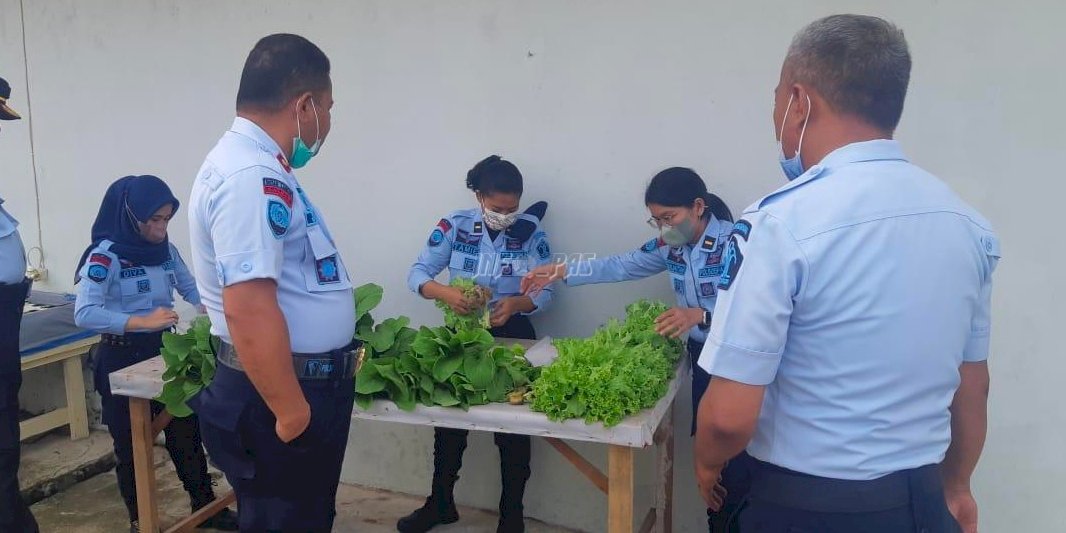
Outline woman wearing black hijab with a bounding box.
[74,175,237,532]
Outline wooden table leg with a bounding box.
[608,445,634,533]
[654,407,675,533]
[131,397,161,532]
[63,353,90,440]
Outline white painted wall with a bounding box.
[1,1,1061,531]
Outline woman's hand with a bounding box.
[521,263,567,296]
[127,307,179,332]
[655,307,705,339]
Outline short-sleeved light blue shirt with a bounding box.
[0,196,27,284]
[188,118,355,353]
[568,215,733,344]
[407,208,555,312]
[74,240,200,334]
[699,140,1000,480]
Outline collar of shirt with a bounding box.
[229,117,285,160]
[682,214,722,253]
[755,139,908,211]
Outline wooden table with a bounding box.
[352,355,683,533]
[19,335,96,441]
[111,350,683,533]
[109,357,235,533]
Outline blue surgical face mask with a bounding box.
[777,93,811,181]
[290,98,321,169]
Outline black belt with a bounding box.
[100,331,166,348]
[749,459,943,513]
[215,340,360,381]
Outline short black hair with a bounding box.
[645,167,733,222]
[466,155,523,196]
[236,33,331,112]
[785,15,911,132]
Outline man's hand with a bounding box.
[945,486,978,533]
[223,279,307,443]
[695,461,728,511]
[655,307,704,338]
[275,400,311,443]
[521,263,566,296]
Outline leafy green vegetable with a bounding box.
[530,300,683,427]
[435,277,491,331]
[354,286,536,412]
[157,316,216,417]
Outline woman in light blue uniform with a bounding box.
[400,155,553,533]
[74,175,237,533]
[523,167,751,532]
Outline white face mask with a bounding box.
[482,207,519,231]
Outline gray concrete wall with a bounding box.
[1,1,1061,531]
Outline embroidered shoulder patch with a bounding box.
[640,238,665,253]
[717,219,752,291]
[267,199,291,238]
[86,253,111,283]
[263,177,294,208]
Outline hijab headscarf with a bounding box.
[74,175,179,282]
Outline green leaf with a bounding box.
[355,393,374,410]
[463,349,495,390]
[162,333,195,363]
[354,364,387,394]
[383,377,414,410]
[412,328,444,358]
[354,283,384,322]
[419,374,435,395]
[375,361,406,391]
[432,353,464,382]
[487,367,511,403]
[432,387,461,407]
[166,401,193,418]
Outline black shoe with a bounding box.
[396,498,460,533]
[129,520,140,533]
[496,514,525,533]
[197,507,239,530]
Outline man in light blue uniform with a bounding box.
[408,208,554,313]
[0,74,39,533]
[187,34,357,532]
[694,15,997,533]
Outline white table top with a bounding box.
[109,340,686,449]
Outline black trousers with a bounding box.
[192,356,356,532]
[740,459,961,533]
[94,333,215,521]
[0,279,38,533]
[430,315,535,518]
[689,339,754,533]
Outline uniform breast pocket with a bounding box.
[449,251,479,274]
[495,256,529,297]
[119,277,153,311]
[302,227,352,293]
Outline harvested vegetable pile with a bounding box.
[355,283,536,411]
[530,300,683,427]
[435,277,491,331]
[157,316,216,417]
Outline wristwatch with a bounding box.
[700,310,713,328]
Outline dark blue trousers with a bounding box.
[94,333,215,521]
[0,279,38,533]
[192,360,355,533]
[739,459,962,533]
